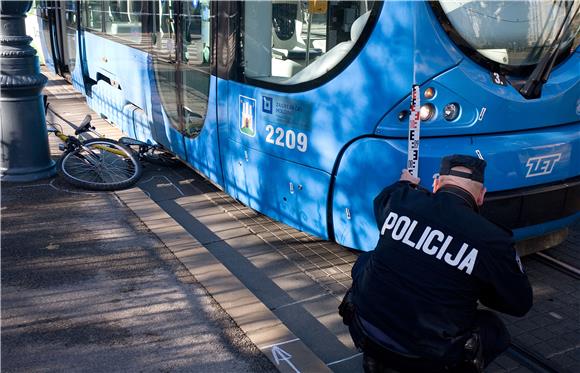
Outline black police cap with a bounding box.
[439,154,486,183]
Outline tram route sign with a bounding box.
[407,85,421,177]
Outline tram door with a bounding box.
[37,1,77,80]
[37,1,61,74]
[152,0,213,166]
[61,1,78,80]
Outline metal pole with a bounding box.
[1,0,55,182]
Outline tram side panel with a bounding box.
[219,1,462,241]
[80,33,150,141]
[222,82,331,238]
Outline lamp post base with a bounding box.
[0,161,56,182]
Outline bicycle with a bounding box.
[46,103,143,191]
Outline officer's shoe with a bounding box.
[461,333,484,373]
[338,287,355,326]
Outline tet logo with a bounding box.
[525,153,561,177]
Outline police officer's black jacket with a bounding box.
[352,181,533,361]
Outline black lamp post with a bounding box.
[1,0,55,182]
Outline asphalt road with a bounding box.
[1,179,276,373]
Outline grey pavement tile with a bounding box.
[137,175,185,202]
[484,366,507,373]
[156,199,251,245]
[273,297,356,364]
[509,367,534,373]
[261,339,333,373]
[205,240,328,310]
[550,354,576,370]
[325,282,351,296]
[493,354,521,371]
[179,200,226,219]
[327,353,363,373]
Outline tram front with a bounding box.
[337,1,579,253]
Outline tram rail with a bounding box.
[507,341,565,373]
[530,252,580,280]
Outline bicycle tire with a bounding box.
[57,138,142,191]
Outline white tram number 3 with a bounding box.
[265,125,308,152]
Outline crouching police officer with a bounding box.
[340,155,533,373]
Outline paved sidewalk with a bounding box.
[1,180,276,372]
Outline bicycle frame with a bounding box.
[48,126,129,158]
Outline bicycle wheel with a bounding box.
[57,138,142,191]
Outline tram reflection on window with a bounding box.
[82,0,103,32]
[439,0,580,67]
[243,0,375,85]
[104,0,144,44]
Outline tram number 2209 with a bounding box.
[265,125,308,152]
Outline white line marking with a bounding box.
[44,180,102,195]
[260,338,300,350]
[139,176,157,183]
[138,175,185,196]
[546,345,580,358]
[274,293,330,310]
[272,345,301,373]
[326,352,363,366]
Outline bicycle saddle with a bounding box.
[74,115,93,135]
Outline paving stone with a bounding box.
[494,354,521,370]
[274,296,355,363]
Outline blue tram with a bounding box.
[35,0,580,253]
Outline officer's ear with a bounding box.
[432,176,441,193]
[476,187,486,206]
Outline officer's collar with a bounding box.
[437,185,479,212]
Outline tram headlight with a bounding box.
[424,87,436,99]
[398,110,409,121]
[443,103,460,121]
[419,104,435,121]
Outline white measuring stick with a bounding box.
[407,84,421,177]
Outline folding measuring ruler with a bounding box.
[407,84,421,177]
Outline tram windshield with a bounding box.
[438,0,580,68]
[243,0,378,85]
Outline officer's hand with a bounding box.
[400,169,420,185]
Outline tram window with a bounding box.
[437,1,580,68]
[36,1,48,19]
[65,2,77,28]
[151,0,212,138]
[104,1,143,44]
[151,0,180,129]
[82,0,104,31]
[65,1,77,73]
[180,0,211,137]
[243,0,376,85]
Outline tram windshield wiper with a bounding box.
[519,3,579,99]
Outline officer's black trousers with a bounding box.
[350,309,510,372]
[474,309,511,365]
